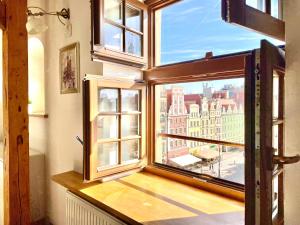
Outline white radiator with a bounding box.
[66,191,127,225]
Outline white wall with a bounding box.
[284,0,300,224]
[44,1,142,224]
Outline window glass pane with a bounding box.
[156,137,245,184]
[104,0,123,24]
[155,79,245,144]
[98,88,119,112]
[122,115,139,137]
[126,4,141,32]
[97,142,118,168]
[273,75,279,119]
[125,31,142,56]
[122,90,140,112]
[155,0,284,66]
[272,175,279,219]
[273,125,279,154]
[97,116,119,139]
[246,0,266,11]
[271,0,279,18]
[104,23,123,51]
[155,78,245,184]
[122,139,140,162]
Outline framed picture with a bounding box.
[59,42,80,94]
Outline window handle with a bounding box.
[76,136,84,146]
[273,155,300,165]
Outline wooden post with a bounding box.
[0,2,5,30]
[2,0,30,224]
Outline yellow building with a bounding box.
[187,104,201,154]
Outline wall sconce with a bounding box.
[26,7,70,35]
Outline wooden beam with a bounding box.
[222,0,285,41]
[145,0,180,9]
[2,0,30,224]
[0,1,6,30]
[144,54,247,83]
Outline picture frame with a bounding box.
[59,42,80,94]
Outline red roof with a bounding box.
[219,98,237,110]
[184,94,203,105]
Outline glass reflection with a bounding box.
[122,115,139,137]
[272,175,279,219]
[97,142,118,168]
[122,90,140,112]
[104,23,123,51]
[271,0,279,19]
[126,5,141,31]
[98,88,118,112]
[246,0,266,11]
[104,0,123,24]
[97,116,118,139]
[273,75,279,119]
[122,139,139,162]
[273,125,279,154]
[125,31,142,56]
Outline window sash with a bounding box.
[145,53,248,189]
[91,0,147,67]
[221,0,285,41]
[83,77,147,181]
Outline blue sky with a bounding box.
[159,0,284,65]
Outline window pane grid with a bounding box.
[97,87,141,168]
[103,18,144,36]
[102,0,143,57]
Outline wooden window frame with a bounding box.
[83,76,147,181]
[146,0,181,68]
[221,0,285,41]
[145,53,251,199]
[91,0,148,68]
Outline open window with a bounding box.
[146,53,247,190]
[244,40,299,225]
[85,0,299,205]
[83,76,147,181]
[221,0,285,41]
[91,0,148,68]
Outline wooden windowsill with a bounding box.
[52,170,244,225]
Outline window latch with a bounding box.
[76,136,84,146]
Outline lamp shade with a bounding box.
[26,16,48,35]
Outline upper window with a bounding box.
[154,0,284,66]
[222,0,285,41]
[246,0,283,19]
[92,0,147,68]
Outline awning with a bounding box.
[170,154,202,167]
[193,149,219,160]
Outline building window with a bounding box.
[91,0,147,68]
[83,77,146,180]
